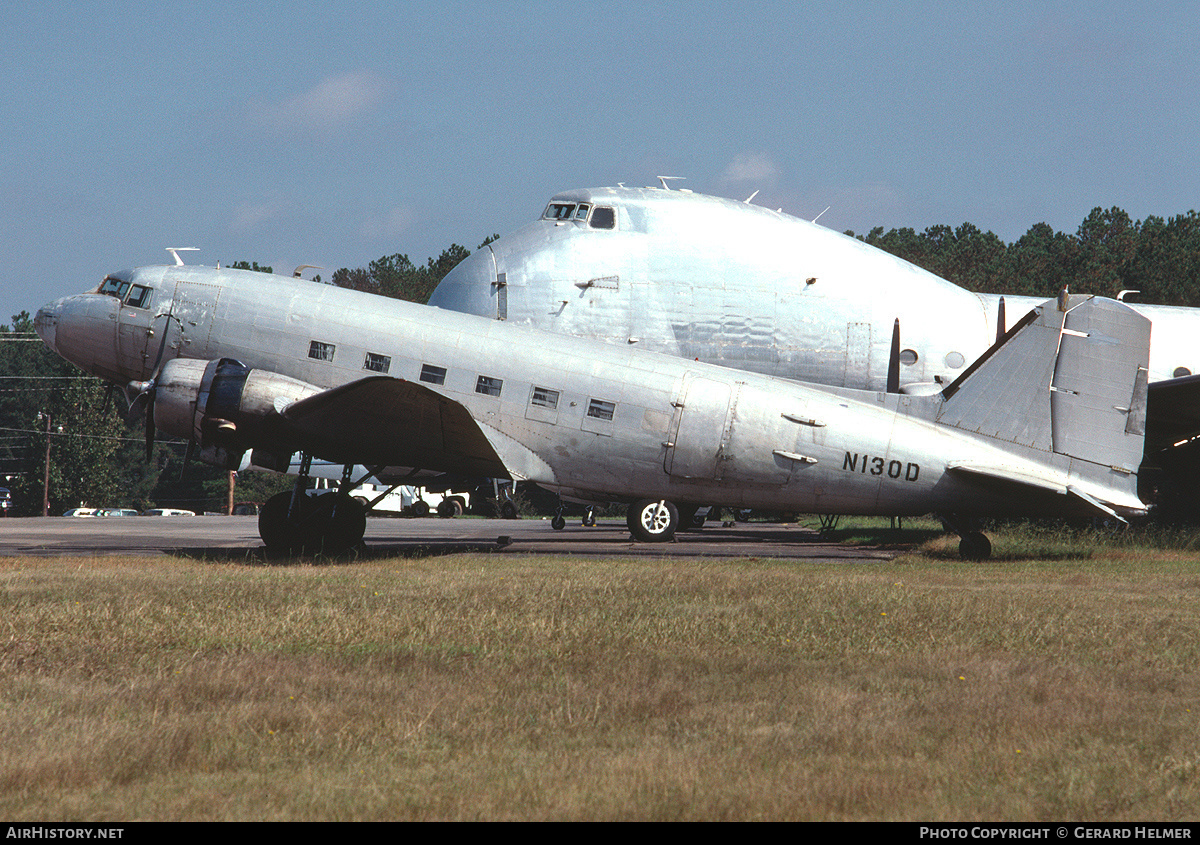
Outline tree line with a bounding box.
[851,207,1200,307]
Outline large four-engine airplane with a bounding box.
[428,186,1200,461]
[35,262,1150,558]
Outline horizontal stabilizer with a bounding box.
[946,462,1141,522]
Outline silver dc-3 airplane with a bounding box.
[429,185,1200,462]
[36,259,1150,559]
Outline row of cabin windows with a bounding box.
[308,341,392,373]
[309,341,617,421]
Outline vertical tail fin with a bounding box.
[937,294,1150,478]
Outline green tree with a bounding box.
[226,261,274,274]
[1075,207,1138,297]
[0,312,123,514]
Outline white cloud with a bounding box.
[259,71,390,133]
[720,151,781,185]
[231,200,286,233]
[360,206,416,241]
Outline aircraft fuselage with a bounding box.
[35,265,1145,523]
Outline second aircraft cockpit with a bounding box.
[542,201,616,230]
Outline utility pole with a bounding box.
[36,412,56,517]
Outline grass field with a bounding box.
[2,520,1198,820]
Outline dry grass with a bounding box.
[1,546,1198,821]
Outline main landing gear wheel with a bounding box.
[258,491,366,556]
[958,532,992,561]
[627,499,679,543]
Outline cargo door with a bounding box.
[664,374,732,479]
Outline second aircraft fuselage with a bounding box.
[430,186,1200,390]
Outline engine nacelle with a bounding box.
[154,357,322,469]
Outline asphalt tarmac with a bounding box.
[0,515,897,561]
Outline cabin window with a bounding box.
[308,341,336,362]
[364,352,391,373]
[587,398,616,421]
[589,207,616,229]
[420,364,446,385]
[476,375,503,397]
[531,386,560,409]
[125,285,152,309]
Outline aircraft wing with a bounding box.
[1146,373,1200,453]
[277,376,512,479]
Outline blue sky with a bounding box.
[4,1,1198,316]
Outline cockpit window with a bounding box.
[589,206,616,229]
[98,276,131,300]
[543,202,577,220]
[125,285,152,309]
[573,203,591,220]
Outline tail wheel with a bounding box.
[627,499,679,543]
[959,532,992,561]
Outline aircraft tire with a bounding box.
[411,500,430,518]
[307,493,366,555]
[551,514,566,530]
[437,498,463,518]
[258,491,366,556]
[627,499,679,543]
[959,532,992,561]
[500,500,519,519]
[259,491,302,554]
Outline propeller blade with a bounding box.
[148,306,175,380]
[145,400,156,462]
[886,318,901,394]
[996,296,1006,344]
[180,440,195,481]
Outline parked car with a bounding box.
[140,508,196,516]
[0,488,11,515]
[63,507,98,517]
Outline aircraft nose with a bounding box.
[35,293,126,382]
[33,299,61,351]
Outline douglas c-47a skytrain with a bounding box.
[36,258,1152,559]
